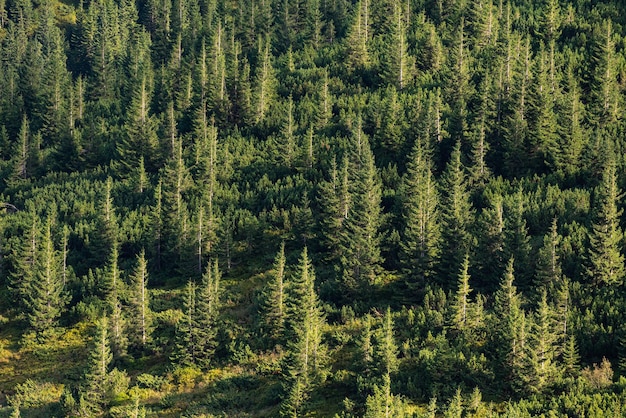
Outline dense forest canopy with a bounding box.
[3,0,626,416]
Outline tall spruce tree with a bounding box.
[282,247,327,417]
[27,217,67,337]
[439,142,473,288]
[82,316,113,415]
[339,121,383,295]
[128,249,152,350]
[261,242,287,341]
[400,137,440,288]
[586,152,624,287]
[195,259,220,370]
[452,255,472,332]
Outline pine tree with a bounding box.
[556,61,585,175]
[262,242,287,341]
[345,0,370,70]
[562,334,580,379]
[591,19,620,126]
[529,45,559,172]
[526,288,558,393]
[117,74,160,175]
[317,156,349,274]
[162,137,193,270]
[376,307,398,377]
[83,316,113,415]
[586,153,624,287]
[172,280,197,367]
[282,248,327,416]
[492,258,527,391]
[452,255,472,332]
[27,217,67,337]
[535,217,562,290]
[401,137,440,287]
[447,21,471,143]
[340,122,383,294]
[195,259,220,369]
[104,244,127,360]
[128,249,152,350]
[10,212,39,311]
[381,2,413,89]
[253,35,277,125]
[439,142,473,287]
[363,373,407,418]
[504,189,533,289]
[9,115,31,184]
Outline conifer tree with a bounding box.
[400,138,440,287]
[253,35,277,125]
[504,189,533,289]
[83,316,113,414]
[376,307,398,377]
[27,217,67,337]
[173,280,197,367]
[195,259,220,369]
[317,156,349,274]
[586,153,624,286]
[535,218,562,290]
[452,255,472,332]
[364,373,407,418]
[10,212,39,311]
[262,242,287,341]
[129,249,152,350]
[591,19,620,126]
[469,114,491,188]
[439,142,473,287]
[340,123,383,294]
[447,21,471,143]
[526,288,558,393]
[105,244,127,360]
[381,2,413,89]
[162,137,193,269]
[492,258,528,391]
[556,62,585,175]
[117,75,160,174]
[345,0,370,70]
[282,248,327,416]
[529,45,559,172]
[10,115,31,184]
[562,334,580,379]
[357,313,375,393]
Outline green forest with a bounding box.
[3,0,626,416]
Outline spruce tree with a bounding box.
[492,258,528,392]
[400,138,440,288]
[195,259,220,370]
[83,316,113,415]
[261,242,287,341]
[340,123,383,294]
[586,154,624,286]
[535,217,562,291]
[173,280,197,367]
[452,255,472,332]
[439,142,473,288]
[526,288,558,393]
[128,249,152,350]
[253,35,277,125]
[282,247,327,416]
[345,0,370,70]
[27,217,67,337]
